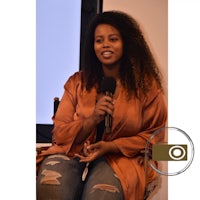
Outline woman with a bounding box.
[37,11,167,200]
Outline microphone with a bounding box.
[101,77,116,133]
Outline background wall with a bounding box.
[103,0,168,199]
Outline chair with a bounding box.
[36,97,60,171]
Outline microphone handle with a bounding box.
[105,91,113,133]
[105,113,112,133]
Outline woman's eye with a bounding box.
[110,37,118,42]
[95,38,103,43]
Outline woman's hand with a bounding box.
[91,95,114,124]
[75,140,119,163]
[74,95,114,145]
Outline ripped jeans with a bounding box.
[36,154,124,200]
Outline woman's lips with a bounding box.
[101,51,113,58]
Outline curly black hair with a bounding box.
[81,11,163,97]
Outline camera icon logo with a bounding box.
[152,144,187,161]
[146,127,194,176]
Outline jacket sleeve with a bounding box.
[52,72,84,154]
[113,86,167,158]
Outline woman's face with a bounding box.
[94,24,123,68]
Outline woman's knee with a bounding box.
[36,154,85,200]
[82,159,124,200]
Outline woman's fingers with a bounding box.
[74,153,95,162]
[75,142,107,163]
[74,153,84,160]
[96,96,114,115]
[83,142,89,156]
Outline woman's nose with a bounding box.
[103,41,110,48]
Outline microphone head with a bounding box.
[101,77,116,94]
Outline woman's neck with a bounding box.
[102,64,120,79]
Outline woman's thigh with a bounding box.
[36,154,86,200]
[81,158,124,200]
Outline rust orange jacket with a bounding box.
[40,71,167,200]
